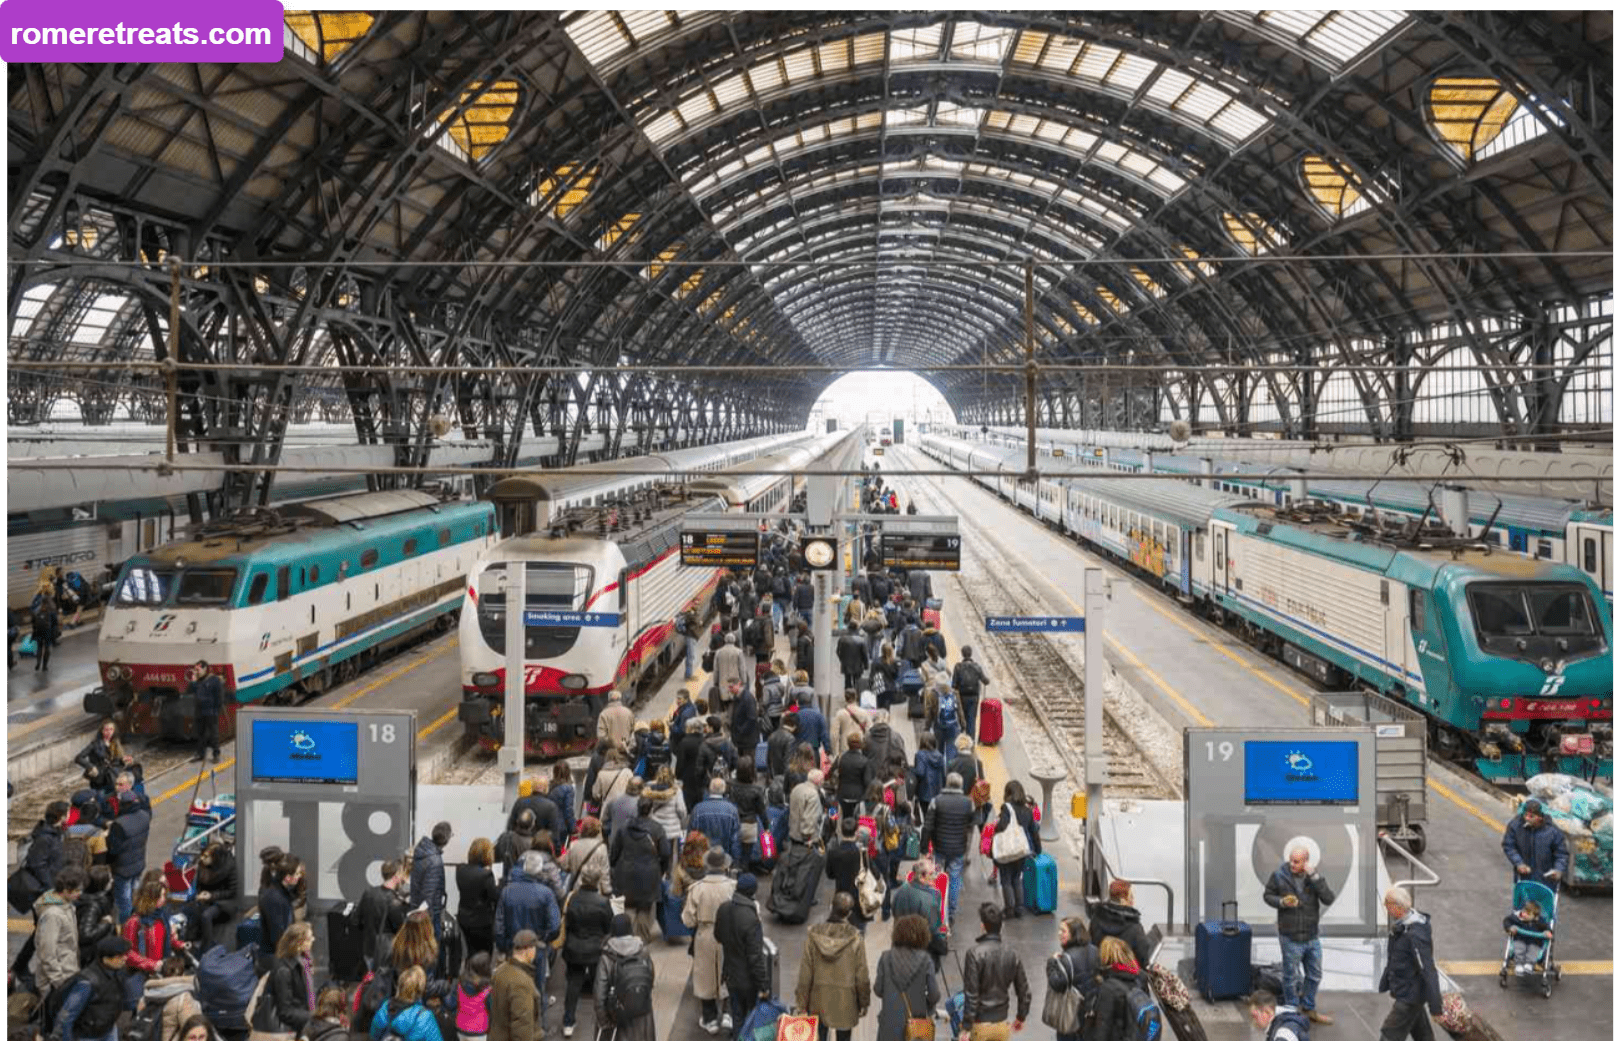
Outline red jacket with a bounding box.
[122,914,173,972]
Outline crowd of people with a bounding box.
[8,564,109,671]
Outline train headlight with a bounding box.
[559,674,589,690]
[471,672,499,687]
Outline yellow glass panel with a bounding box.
[1097,286,1129,314]
[675,270,703,299]
[1428,76,1519,159]
[1223,212,1276,256]
[1173,245,1216,281]
[63,224,99,249]
[253,274,270,295]
[1302,156,1361,217]
[699,287,723,314]
[537,164,597,219]
[1073,302,1097,324]
[648,245,681,279]
[440,80,520,161]
[597,213,640,250]
[284,11,374,62]
[1130,267,1165,299]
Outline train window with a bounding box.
[298,567,306,588]
[1535,541,1553,560]
[117,567,174,605]
[247,573,269,605]
[1379,580,1389,605]
[1585,538,1598,572]
[475,523,484,537]
[403,538,419,557]
[360,548,379,569]
[310,565,320,584]
[1195,533,1204,561]
[1409,588,1426,630]
[175,569,238,605]
[277,567,290,601]
[439,528,452,547]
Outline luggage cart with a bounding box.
[1311,690,1428,853]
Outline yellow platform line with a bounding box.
[1441,959,1612,976]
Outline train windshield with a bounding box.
[175,569,239,605]
[477,562,594,660]
[116,566,174,606]
[1468,582,1603,656]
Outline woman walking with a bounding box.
[456,838,498,960]
[796,892,872,1041]
[873,914,940,1041]
[991,780,1041,918]
[559,861,613,1038]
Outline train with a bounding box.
[457,431,846,757]
[919,432,1613,785]
[89,489,497,739]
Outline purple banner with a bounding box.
[0,0,284,62]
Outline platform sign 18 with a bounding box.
[680,529,760,568]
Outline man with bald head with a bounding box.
[1263,844,1336,1025]
[1377,886,1442,1041]
[789,769,827,848]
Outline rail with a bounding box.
[1086,833,1177,934]
[173,814,234,858]
[1378,830,1441,904]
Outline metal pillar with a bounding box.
[813,571,836,719]
[501,565,526,812]
[1083,567,1107,898]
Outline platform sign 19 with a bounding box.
[881,530,962,572]
[680,529,760,568]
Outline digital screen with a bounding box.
[1243,740,1358,806]
[880,530,962,572]
[251,719,360,785]
[680,530,759,568]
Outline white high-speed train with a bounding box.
[457,432,843,757]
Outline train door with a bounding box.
[1404,585,1451,702]
[1569,521,1611,601]
[1210,521,1230,597]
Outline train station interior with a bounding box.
[6,10,1612,1041]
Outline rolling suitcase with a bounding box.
[1194,900,1252,1001]
[977,698,1004,746]
[763,936,780,998]
[922,597,942,629]
[327,901,367,982]
[660,878,693,943]
[1022,852,1058,915]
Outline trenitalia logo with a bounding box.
[0,0,283,61]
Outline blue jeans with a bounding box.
[113,874,137,924]
[942,855,965,926]
[772,601,785,630]
[685,635,699,678]
[1279,935,1323,1011]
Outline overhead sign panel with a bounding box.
[881,520,962,572]
[523,610,621,628]
[985,615,1084,633]
[679,516,762,567]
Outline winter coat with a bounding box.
[1263,866,1337,942]
[795,705,830,755]
[30,890,79,994]
[645,782,688,842]
[369,998,442,1041]
[789,781,826,845]
[864,723,905,775]
[796,920,871,1030]
[610,818,666,908]
[74,736,124,790]
[837,634,870,678]
[1502,816,1569,880]
[675,731,707,793]
[713,893,770,995]
[694,736,739,786]
[1086,963,1143,1041]
[913,750,945,805]
[603,793,639,845]
[188,673,223,719]
[874,946,940,1041]
[22,821,66,892]
[890,882,942,941]
[1378,909,1443,1018]
[561,888,613,967]
[592,763,635,812]
[152,977,202,1041]
[486,959,541,1041]
[690,796,742,863]
[830,705,870,760]
[259,880,295,958]
[303,1017,351,1041]
[455,864,498,935]
[493,869,560,953]
[792,581,814,613]
[504,792,562,843]
[106,797,151,879]
[411,837,447,918]
[357,884,408,966]
[683,872,737,1000]
[549,783,577,844]
[560,836,611,892]
[74,890,117,965]
[922,790,975,860]
[594,935,656,1041]
[731,689,761,752]
[991,802,1042,864]
[951,659,988,697]
[713,644,747,697]
[270,953,315,1033]
[907,571,932,606]
[962,932,1031,1027]
[597,702,635,752]
[1088,900,1153,967]
[766,728,803,779]
[122,910,176,973]
[833,749,874,805]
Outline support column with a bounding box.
[501,565,527,812]
[1082,567,1107,898]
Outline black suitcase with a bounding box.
[326,902,367,983]
[763,937,780,998]
[767,842,824,924]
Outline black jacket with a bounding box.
[766,728,802,779]
[714,893,770,995]
[1086,964,1144,1041]
[561,889,614,966]
[923,791,975,860]
[412,837,447,915]
[56,959,124,1038]
[952,660,988,697]
[258,881,295,959]
[270,954,314,1032]
[695,736,738,782]
[506,793,562,842]
[456,864,499,933]
[357,884,407,964]
[834,750,873,804]
[188,674,224,718]
[1378,909,1442,1018]
[1088,901,1153,967]
[731,690,761,751]
[1262,867,1336,942]
[961,933,1031,1027]
[23,820,66,891]
[826,840,864,899]
[106,797,151,879]
[993,802,1043,861]
[197,852,240,903]
[609,819,665,908]
[74,890,117,964]
[837,634,869,677]
[74,737,121,790]
[732,782,767,827]
[675,732,707,790]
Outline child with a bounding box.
[1504,900,1552,970]
[455,952,493,1041]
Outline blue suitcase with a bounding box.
[1021,852,1058,915]
[1194,900,1252,1001]
[660,878,693,943]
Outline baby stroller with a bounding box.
[1498,878,1562,997]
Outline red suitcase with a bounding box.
[978,697,1004,745]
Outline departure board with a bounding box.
[880,528,962,571]
[680,529,760,567]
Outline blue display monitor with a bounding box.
[1244,740,1359,806]
[251,719,360,785]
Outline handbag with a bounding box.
[855,852,886,919]
[1042,954,1085,1034]
[245,971,292,1041]
[990,814,1030,863]
[972,1021,1011,1041]
[899,990,936,1041]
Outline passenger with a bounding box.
[675,718,708,815]
[833,731,874,822]
[1045,917,1101,1041]
[960,902,1031,1039]
[913,733,945,809]
[595,914,656,1041]
[1263,845,1336,1024]
[872,913,939,1041]
[921,773,974,926]
[507,777,563,842]
[387,908,442,988]
[75,721,137,794]
[411,822,453,941]
[525,833,566,905]
[559,862,613,1038]
[671,832,710,900]
[609,797,668,945]
[494,810,538,884]
[766,711,805,781]
[759,661,790,737]
[267,921,316,1035]
[951,735,983,810]
[185,842,239,953]
[487,930,542,1041]
[368,965,441,1041]
[694,716,738,786]
[592,749,636,819]
[845,595,866,629]
[256,853,301,969]
[106,782,152,926]
[122,879,181,1004]
[690,777,742,865]
[792,677,830,755]
[1502,799,1568,889]
[184,661,223,764]
[1085,937,1144,1041]
[493,852,559,1001]
[784,744,817,800]
[456,839,499,961]
[580,739,614,818]
[890,857,945,966]
[837,626,870,692]
[797,892,872,1041]
[713,633,746,714]
[31,866,85,1002]
[303,988,352,1041]
[644,765,688,861]
[678,609,701,682]
[548,761,577,845]
[730,676,761,766]
[951,647,990,741]
[791,575,814,622]
[47,935,130,1041]
[454,952,493,1041]
[1089,879,1154,967]
[602,776,644,846]
[74,866,117,968]
[32,596,59,672]
[826,817,867,924]
[922,679,959,756]
[730,759,767,872]
[358,859,409,970]
[17,800,69,903]
[669,686,698,743]
[795,626,816,685]
[713,874,769,1037]
[1248,989,1312,1041]
[831,689,870,760]
[144,958,201,1041]
[869,644,900,711]
[638,719,673,780]
[683,849,737,1035]
[1377,886,1442,1041]
[991,781,1042,919]
[558,819,610,895]
[908,570,932,607]
[1504,900,1552,971]
[596,689,634,755]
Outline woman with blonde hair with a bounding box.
[388,907,439,978]
[368,965,442,1041]
[268,921,316,1034]
[1085,937,1144,1041]
[645,764,688,859]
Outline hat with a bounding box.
[97,936,132,957]
[735,873,758,896]
[511,929,539,951]
[1524,799,1544,815]
[704,848,731,872]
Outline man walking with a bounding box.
[1502,800,1568,889]
[921,772,974,926]
[789,770,827,849]
[714,873,771,1035]
[412,821,453,940]
[960,903,1031,1039]
[1377,886,1443,1041]
[489,929,544,1041]
[1263,845,1336,1025]
[713,633,746,713]
[950,647,990,740]
[186,661,224,763]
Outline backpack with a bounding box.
[1128,985,1162,1041]
[953,660,983,696]
[607,951,655,1021]
[937,690,959,730]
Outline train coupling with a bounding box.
[83,685,131,718]
[457,697,494,727]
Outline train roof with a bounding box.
[1056,475,1262,527]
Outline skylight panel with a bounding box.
[1096,141,1128,164]
[1096,286,1130,315]
[1173,81,1233,122]
[1074,43,1122,81]
[1174,245,1218,281]
[1073,302,1097,324]
[1039,35,1083,72]
[783,47,816,82]
[1120,151,1155,177]
[1260,10,1327,37]
[712,72,750,108]
[818,38,851,74]
[565,12,630,65]
[890,107,929,127]
[1149,167,1187,194]
[71,293,128,345]
[1301,11,1406,66]
[596,213,640,251]
[1106,52,1158,91]
[1012,29,1048,64]
[13,284,55,339]
[1144,67,1194,106]
[619,10,674,45]
[1210,103,1269,142]
[853,32,885,65]
[935,103,983,127]
[948,22,1012,62]
[1131,267,1166,299]
[644,111,682,144]
[891,25,943,61]
[750,58,784,93]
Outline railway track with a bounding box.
[896,460,1178,801]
